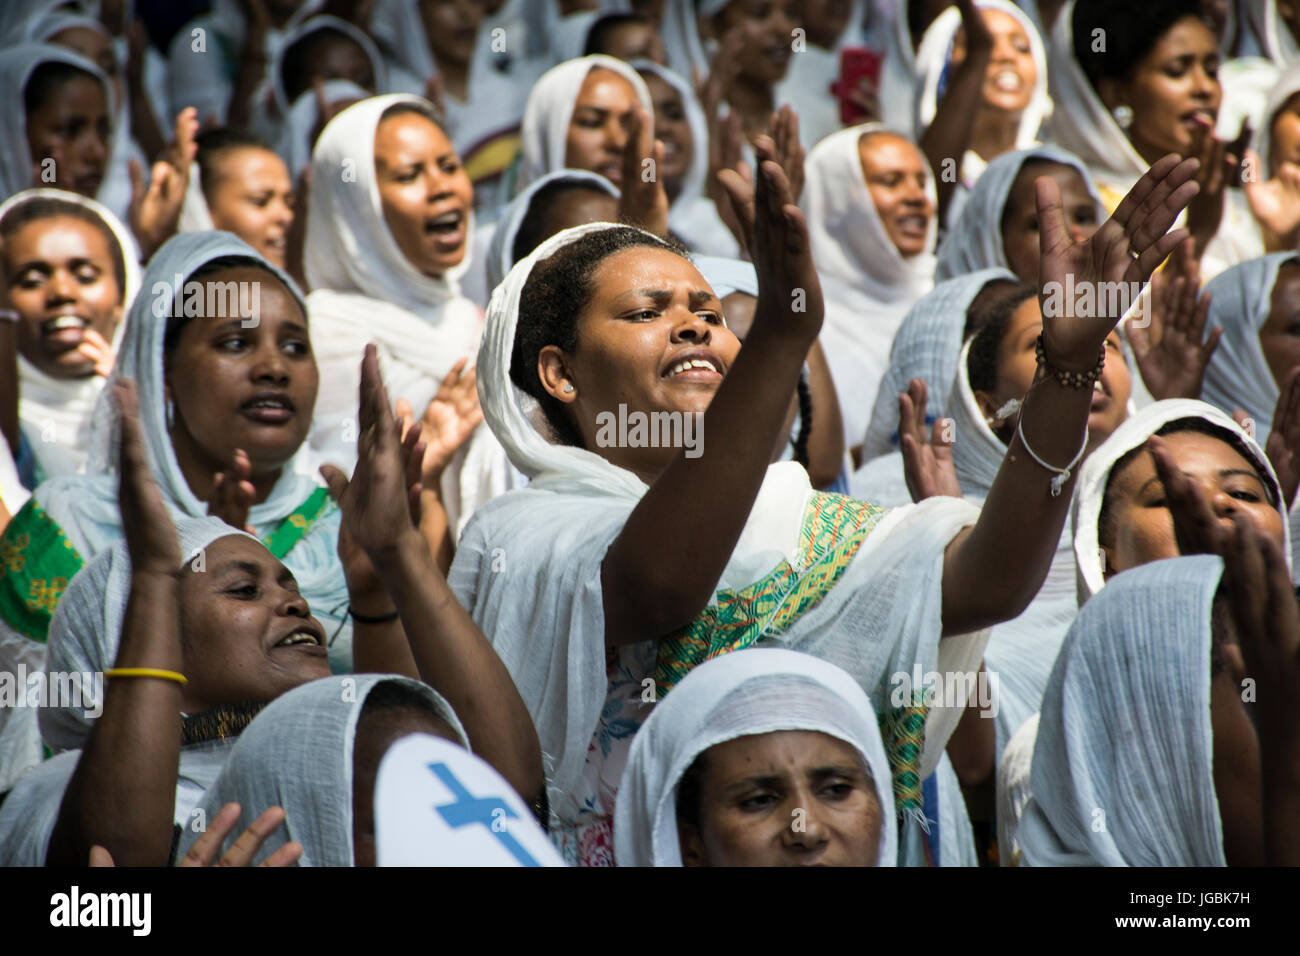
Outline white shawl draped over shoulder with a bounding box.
[1018,555,1227,866]
[0,188,140,483]
[449,221,987,832]
[613,649,897,867]
[303,93,511,537]
[802,124,937,448]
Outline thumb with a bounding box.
[1034,173,1069,252]
[128,158,143,203]
[319,464,348,501]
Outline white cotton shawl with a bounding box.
[303,94,510,536]
[1018,554,1227,866]
[268,15,386,120]
[859,268,1016,463]
[277,79,370,179]
[1255,62,1300,173]
[613,648,897,867]
[630,59,740,257]
[20,233,350,669]
[1072,398,1291,603]
[1246,0,1300,67]
[802,124,937,448]
[661,0,729,85]
[0,44,117,210]
[176,674,468,867]
[934,145,1103,281]
[484,168,620,295]
[1200,252,1297,438]
[516,55,655,194]
[912,0,1052,217]
[876,0,919,137]
[451,220,988,825]
[552,12,603,64]
[994,711,1038,866]
[0,188,141,482]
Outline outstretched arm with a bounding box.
[602,138,823,646]
[941,155,1201,635]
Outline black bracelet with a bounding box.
[349,606,399,624]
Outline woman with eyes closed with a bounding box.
[914,0,1052,224]
[1051,0,1267,278]
[304,95,513,539]
[615,649,896,867]
[450,137,1200,864]
[802,125,937,461]
[178,129,295,270]
[0,189,138,488]
[0,234,378,796]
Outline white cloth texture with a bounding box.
[0,188,140,483]
[1254,61,1300,173]
[802,123,937,448]
[277,79,370,179]
[1018,554,1227,866]
[450,221,988,837]
[1072,398,1291,603]
[934,145,1102,281]
[613,648,898,867]
[1246,0,1300,67]
[630,59,740,257]
[176,674,468,866]
[302,93,512,538]
[516,55,654,194]
[994,711,1038,866]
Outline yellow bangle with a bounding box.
[104,667,188,686]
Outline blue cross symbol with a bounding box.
[429,762,540,866]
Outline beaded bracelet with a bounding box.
[1035,333,1105,389]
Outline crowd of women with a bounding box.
[0,0,1297,868]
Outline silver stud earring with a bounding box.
[562,383,574,393]
[1112,105,1133,131]
[166,398,175,429]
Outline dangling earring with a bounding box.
[166,398,175,430]
[1112,105,1133,131]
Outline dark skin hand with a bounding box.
[321,346,543,805]
[1261,367,1300,508]
[47,381,185,866]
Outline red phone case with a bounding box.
[834,47,882,127]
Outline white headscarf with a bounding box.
[268,15,386,119]
[0,188,140,483]
[176,674,468,867]
[303,94,511,535]
[934,144,1103,281]
[484,168,620,295]
[453,220,988,828]
[1245,0,1300,66]
[859,268,1016,464]
[1018,554,1227,866]
[0,44,117,206]
[1072,398,1290,603]
[552,11,604,63]
[912,0,1051,213]
[613,648,897,867]
[1255,62,1300,174]
[661,0,729,84]
[517,55,654,194]
[277,79,370,179]
[1200,252,1297,438]
[630,59,740,257]
[803,124,937,447]
[875,0,920,138]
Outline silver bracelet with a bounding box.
[1016,415,1089,497]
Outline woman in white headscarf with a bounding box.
[912,0,1051,225]
[1018,554,1259,866]
[614,648,897,866]
[935,145,1104,282]
[0,44,115,209]
[632,59,740,257]
[0,189,139,487]
[447,146,1196,864]
[852,267,1018,492]
[176,674,469,866]
[303,93,512,537]
[1245,0,1300,67]
[0,234,354,790]
[1047,0,1263,280]
[801,124,937,456]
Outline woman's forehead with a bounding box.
[591,246,716,298]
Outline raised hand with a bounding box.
[1147,432,1241,558]
[899,378,961,502]
[320,345,426,569]
[1243,149,1300,248]
[1183,119,1233,258]
[1036,154,1199,371]
[74,327,116,378]
[394,358,483,484]
[1263,368,1300,508]
[767,105,805,204]
[617,105,669,236]
[115,380,181,574]
[177,803,304,867]
[1127,239,1221,400]
[423,73,447,121]
[207,448,256,535]
[717,136,823,344]
[129,107,198,259]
